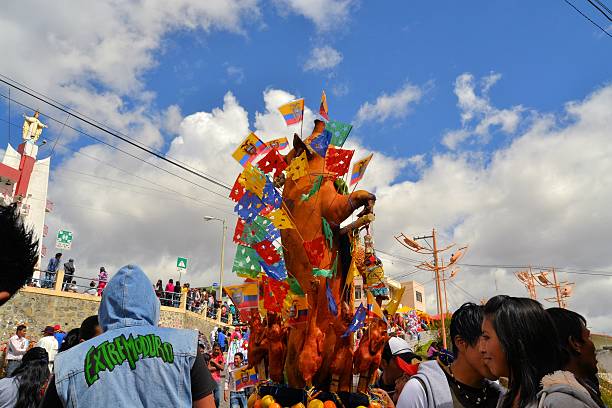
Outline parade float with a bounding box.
[224,93,394,408]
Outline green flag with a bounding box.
[312,267,334,278]
[288,276,304,296]
[322,217,333,248]
[301,175,323,201]
[241,216,273,244]
[327,120,353,147]
[232,245,261,278]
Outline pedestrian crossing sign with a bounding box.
[176,257,188,270]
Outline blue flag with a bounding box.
[259,258,287,281]
[342,303,366,337]
[235,191,264,222]
[310,130,332,157]
[326,279,338,316]
[262,178,282,209]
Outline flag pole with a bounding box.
[299,105,305,139]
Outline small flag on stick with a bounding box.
[350,153,374,185]
[278,99,305,126]
[319,91,329,121]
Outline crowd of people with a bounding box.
[33,251,109,296]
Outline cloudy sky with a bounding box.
[1,1,611,332]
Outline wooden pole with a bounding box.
[432,228,447,349]
[552,268,563,308]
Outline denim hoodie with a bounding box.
[54,265,198,407]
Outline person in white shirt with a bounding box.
[85,281,97,295]
[37,326,58,372]
[224,352,252,408]
[5,324,29,376]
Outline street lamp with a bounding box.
[204,216,227,321]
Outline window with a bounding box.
[416,291,423,303]
[355,285,362,300]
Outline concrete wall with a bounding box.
[0,286,231,364]
[400,280,426,312]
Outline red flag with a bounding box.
[303,236,326,267]
[325,147,354,176]
[262,275,289,313]
[233,218,248,245]
[257,148,287,177]
[319,90,329,121]
[253,240,281,265]
[229,175,246,202]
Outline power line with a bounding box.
[593,0,612,16]
[0,92,232,201]
[0,77,233,191]
[586,0,612,21]
[563,0,612,38]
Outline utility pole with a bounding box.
[515,267,537,300]
[395,229,467,351]
[532,267,574,308]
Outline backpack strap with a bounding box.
[413,376,430,405]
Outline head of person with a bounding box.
[80,315,102,341]
[16,324,27,338]
[54,324,63,333]
[9,347,49,406]
[234,351,244,367]
[169,279,173,284]
[59,328,81,352]
[55,253,62,259]
[547,307,598,379]
[98,265,160,333]
[175,281,181,288]
[42,325,54,336]
[212,343,221,356]
[0,204,39,306]
[380,337,422,386]
[450,302,494,379]
[481,295,562,408]
[90,281,96,288]
[157,279,162,285]
[68,259,74,264]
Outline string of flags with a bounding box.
[229,91,376,320]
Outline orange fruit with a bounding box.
[262,395,276,408]
[254,400,263,408]
[308,399,324,408]
[292,403,306,408]
[248,393,259,408]
[323,401,336,408]
[269,403,281,408]
[369,402,382,408]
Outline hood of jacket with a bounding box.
[98,264,160,331]
[536,371,602,408]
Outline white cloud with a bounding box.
[303,46,343,72]
[355,82,424,125]
[274,0,355,31]
[332,82,349,97]
[443,72,523,150]
[226,65,245,84]
[372,84,612,333]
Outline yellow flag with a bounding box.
[266,208,295,230]
[285,151,308,180]
[241,163,266,198]
[385,286,405,316]
[346,259,358,286]
[367,290,386,320]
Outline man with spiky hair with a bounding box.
[0,203,39,306]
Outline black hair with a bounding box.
[90,281,96,287]
[0,204,39,298]
[55,253,62,258]
[235,352,244,360]
[547,307,587,367]
[381,341,393,363]
[16,324,27,333]
[10,347,49,408]
[213,342,221,349]
[59,328,81,352]
[450,302,484,356]
[80,315,100,341]
[484,295,562,408]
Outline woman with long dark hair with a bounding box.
[480,295,562,408]
[0,347,50,407]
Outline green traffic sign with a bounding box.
[176,257,188,270]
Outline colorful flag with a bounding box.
[303,236,326,267]
[241,163,266,198]
[366,290,386,321]
[233,366,258,391]
[232,132,265,166]
[312,267,333,278]
[233,218,248,245]
[342,303,366,337]
[224,283,258,321]
[265,208,295,230]
[325,147,354,176]
[385,286,405,316]
[350,153,374,185]
[260,258,287,281]
[288,276,304,296]
[257,148,287,177]
[319,91,329,121]
[262,179,282,208]
[326,280,337,316]
[301,175,323,201]
[285,151,309,181]
[234,191,265,222]
[327,120,352,147]
[322,217,333,248]
[229,175,247,202]
[278,99,305,126]
[309,130,332,157]
[266,137,289,151]
[288,294,309,326]
[232,245,262,278]
[253,240,281,265]
[346,258,359,285]
[241,216,272,244]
